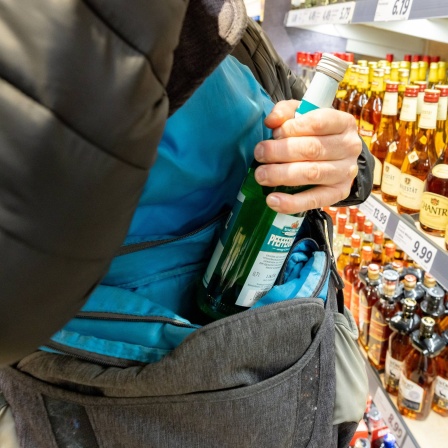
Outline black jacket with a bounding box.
[0,2,372,366]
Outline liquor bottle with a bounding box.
[414,81,428,123]
[438,61,447,84]
[390,62,399,82]
[398,317,446,420]
[339,64,359,112]
[381,85,419,204]
[428,62,440,89]
[368,269,401,370]
[198,54,349,319]
[402,274,425,306]
[409,61,420,84]
[350,245,373,326]
[333,213,348,260]
[362,220,374,248]
[384,298,420,395]
[432,334,448,417]
[348,66,370,126]
[337,226,356,282]
[381,242,396,267]
[420,286,446,332]
[418,60,429,83]
[370,81,399,192]
[333,61,351,110]
[372,231,384,265]
[397,68,409,118]
[359,68,385,151]
[355,211,366,240]
[397,89,440,215]
[359,263,382,350]
[343,234,361,310]
[419,126,448,237]
[434,85,448,157]
[348,205,358,225]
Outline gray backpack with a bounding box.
[0,210,368,448]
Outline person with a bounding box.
[0,2,372,446]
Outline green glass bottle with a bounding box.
[197,53,349,320]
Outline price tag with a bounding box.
[374,0,414,22]
[393,221,437,272]
[358,196,391,232]
[285,2,356,27]
[373,387,406,445]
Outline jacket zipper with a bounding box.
[116,210,228,256]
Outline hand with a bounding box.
[254,99,362,214]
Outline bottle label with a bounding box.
[385,351,403,390]
[350,290,359,325]
[432,164,448,179]
[373,154,383,186]
[381,162,401,196]
[235,213,302,307]
[437,96,448,121]
[359,302,371,329]
[383,92,398,116]
[434,375,448,410]
[419,102,438,129]
[420,192,448,231]
[400,97,417,122]
[399,372,424,412]
[397,173,425,210]
[367,310,390,366]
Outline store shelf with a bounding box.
[286,1,448,27]
[358,193,448,291]
[360,347,447,448]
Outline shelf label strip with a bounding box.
[393,221,437,272]
[285,2,356,27]
[374,0,414,22]
[358,195,391,233]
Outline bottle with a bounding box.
[348,66,369,126]
[333,213,348,260]
[359,68,385,151]
[409,61,420,84]
[418,60,429,83]
[348,205,358,226]
[370,81,399,193]
[359,264,382,350]
[198,54,349,320]
[350,245,373,326]
[355,211,366,240]
[428,62,440,89]
[368,269,401,370]
[397,68,409,118]
[381,242,396,267]
[419,127,448,237]
[372,231,384,264]
[384,298,420,395]
[414,81,428,123]
[339,64,358,112]
[337,225,355,283]
[402,274,425,306]
[420,286,446,332]
[343,234,361,310]
[381,85,419,204]
[432,335,448,417]
[434,85,448,157]
[397,89,440,215]
[333,61,351,110]
[438,61,447,84]
[374,432,398,448]
[362,220,374,248]
[398,317,446,420]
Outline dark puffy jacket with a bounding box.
[0,2,372,366]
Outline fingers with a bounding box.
[266,185,353,215]
[264,100,300,129]
[272,108,357,139]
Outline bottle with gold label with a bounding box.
[397,89,440,215]
[434,85,448,157]
[368,269,401,370]
[433,333,448,417]
[398,317,446,420]
[370,81,400,192]
[385,298,421,395]
[381,85,419,204]
[359,68,385,150]
[428,62,440,89]
[359,263,381,350]
[339,64,358,112]
[348,66,370,126]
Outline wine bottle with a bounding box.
[197,54,349,320]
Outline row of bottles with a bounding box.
[333,56,448,240]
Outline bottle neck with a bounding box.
[298,71,340,114]
[382,91,398,115]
